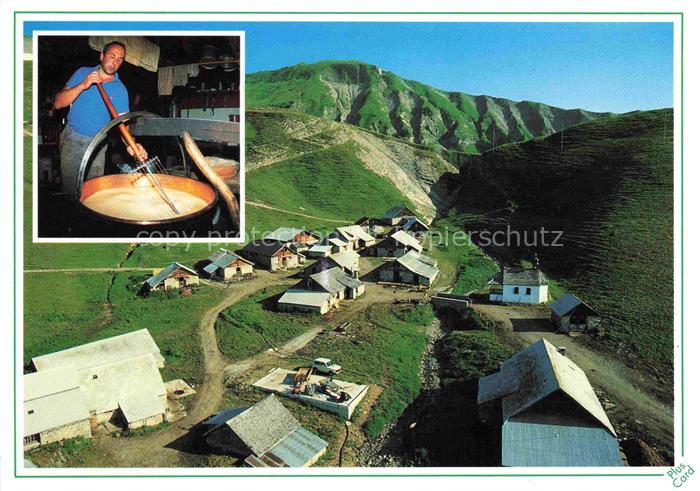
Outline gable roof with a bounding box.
[396,250,439,280]
[241,240,295,258]
[278,289,332,308]
[24,367,89,437]
[32,329,164,372]
[550,293,599,317]
[335,225,375,243]
[328,250,360,271]
[264,227,319,243]
[383,205,415,220]
[245,427,328,468]
[401,216,430,232]
[207,395,301,456]
[146,262,198,289]
[204,248,253,274]
[389,230,422,251]
[309,267,363,294]
[478,338,615,436]
[502,266,548,286]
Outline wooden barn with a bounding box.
[202,248,254,281]
[145,262,199,291]
[241,241,303,271]
[550,294,601,334]
[203,394,328,467]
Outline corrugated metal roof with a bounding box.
[478,339,615,436]
[329,251,360,271]
[264,228,319,243]
[146,262,198,289]
[241,241,293,257]
[502,417,623,467]
[278,289,331,308]
[502,267,548,286]
[335,225,375,243]
[24,369,89,436]
[224,395,300,456]
[383,205,414,220]
[550,293,599,317]
[264,427,328,467]
[390,230,422,251]
[204,248,253,274]
[401,216,429,232]
[396,250,439,280]
[309,267,363,294]
[32,329,164,372]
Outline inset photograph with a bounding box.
[34,34,243,241]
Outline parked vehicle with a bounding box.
[312,357,342,375]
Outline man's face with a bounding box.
[100,45,125,76]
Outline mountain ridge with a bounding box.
[247,60,616,154]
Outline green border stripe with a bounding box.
[14,10,682,478]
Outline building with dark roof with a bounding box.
[382,205,417,225]
[202,249,254,281]
[550,294,601,334]
[489,266,548,304]
[379,250,439,286]
[240,241,303,271]
[144,262,199,291]
[373,230,422,257]
[477,338,623,467]
[278,267,365,314]
[203,394,328,467]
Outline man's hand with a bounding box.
[80,70,114,90]
[127,144,148,162]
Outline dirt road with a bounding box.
[82,276,423,467]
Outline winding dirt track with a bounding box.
[85,274,421,467]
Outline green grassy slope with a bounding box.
[445,109,674,394]
[247,60,614,154]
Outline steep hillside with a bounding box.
[247,60,614,154]
[245,108,460,224]
[443,109,674,392]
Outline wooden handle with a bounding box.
[183,131,240,232]
[96,83,146,163]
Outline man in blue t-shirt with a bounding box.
[54,41,147,198]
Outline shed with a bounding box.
[202,248,254,281]
[240,241,302,271]
[306,244,334,258]
[477,338,622,467]
[277,289,334,315]
[203,394,327,467]
[145,262,199,291]
[550,294,601,334]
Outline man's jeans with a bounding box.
[59,125,107,199]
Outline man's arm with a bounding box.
[53,70,113,110]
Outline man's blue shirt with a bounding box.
[65,65,129,137]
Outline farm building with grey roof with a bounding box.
[203,394,327,467]
[478,338,622,467]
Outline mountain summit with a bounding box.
[247,60,614,154]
